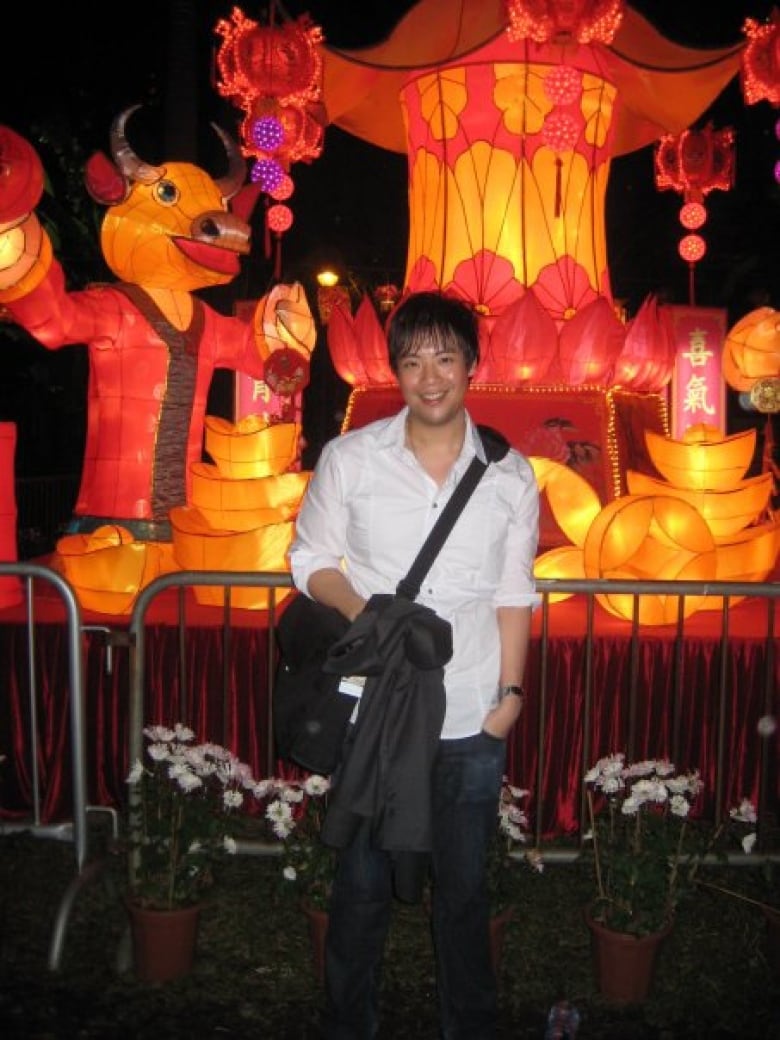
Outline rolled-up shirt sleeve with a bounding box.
[493,455,541,609]
[289,439,348,597]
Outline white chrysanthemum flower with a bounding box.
[601,775,624,795]
[283,865,297,882]
[223,789,244,809]
[742,832,757,855]
[625,759,656,777]
[654,760,675,778]
[266,799,294,826]
[304,775,331,797]
[621,795,640,816]
[669,793,690,818]
[173,723,195,742]
[126,760,144,784]
[188,840,203,853]
[223,836,237,854]
[144,725,174,743]
[147,742,171,762]
[282,786,305,804]
[252,779,275,799]
[730,798,757,825]
[176,770,203,792]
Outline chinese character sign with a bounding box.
[668,307,726,438]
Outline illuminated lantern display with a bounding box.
[741,9,780,106]
[247,0,744,397]
[505,0,625,45]
[741,10,780,185]
[723,307,780,394]
[646,425,757,491]
[171,414,309,609]
[327,295,394,386]
[0,129,44,225]
[582,495,718,624]
[0,112,315,614]
[56,529,176,616]
[214,5,325,270]
[654,125,734,302]
[0,422,22,609]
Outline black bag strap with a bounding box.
[395,425,509,601]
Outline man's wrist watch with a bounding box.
[498,684,525,704]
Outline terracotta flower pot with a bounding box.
[127,902,202,983]
[302,903,329,986]
[489,904,515,973]
[585,907,672,1004]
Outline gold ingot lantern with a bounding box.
[625,470,773,541]
[190,463,310,531]
[55,526,176,615]
[582,495,717,625]
[645,426,756,491]
[204,416,301,479]
[169,506,295,610]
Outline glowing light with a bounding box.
[678,234,706,264]
[543,67,582,106]
[250,158,284,192]
[505,0,625,45]
[251,116,285,152]
[679,201,707,230]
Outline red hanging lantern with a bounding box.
[741,9,780,107]
[654,125,735,197]
[505,0,625,45]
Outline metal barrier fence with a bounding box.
[126,571,779,855]
[2,561,775,974]
[0,560,111,970]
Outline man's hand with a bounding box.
[481,692,524,741]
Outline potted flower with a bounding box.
[488,779,544,908]
[124,723,265,981]
[263,773,334,983]
[485,779,544,970]
[264,772,335,912]
[581,751,757,1003]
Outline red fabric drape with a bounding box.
[1,591,776,837]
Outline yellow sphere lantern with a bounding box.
[723,307,780,392]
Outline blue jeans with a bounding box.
[322,731,506,1039]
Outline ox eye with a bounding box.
[154,180,180,206]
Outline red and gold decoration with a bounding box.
[505,0,625,45]
[741,9,780,107]
[740,9,780,187]
[0,112,315,614]
[214,5,325,275]
[170,416,308,610]
[654,126,735,304]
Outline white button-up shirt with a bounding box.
[289,407,540,739]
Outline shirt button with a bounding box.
[427,587,433,595]
[433,502,438,509]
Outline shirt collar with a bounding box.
[377,407,486,471]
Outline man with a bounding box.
[289,291,540,1038]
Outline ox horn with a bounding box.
[109,105,163,185]
[212,124,247,201]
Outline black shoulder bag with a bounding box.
[272,426,509,774]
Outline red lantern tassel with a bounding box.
[554,157,563,218]
[273,234,282,280]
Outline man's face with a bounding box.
[395,342,474,428]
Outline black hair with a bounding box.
[386,291,480,373]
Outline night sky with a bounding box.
[1,1,778,476]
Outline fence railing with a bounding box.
[125,571,779,853]
[0,560,113,969]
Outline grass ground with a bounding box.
[1,829,779,1039]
